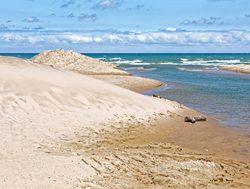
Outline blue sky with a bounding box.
[0,0,250,52]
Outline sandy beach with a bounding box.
[220,64,250,74]
[0,52,249,189]
[31,49,163,92]
[91,75,164,92]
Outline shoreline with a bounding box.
[135,81,250,162]
[70,106,250,188]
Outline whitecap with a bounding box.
[114,59,143,64]
[180,59,241,66]
[123,67,145,70]
[212,60,241,63]
[110,57,122,61]
[177,67,203,72]
[178,67,186,71]
[124,67,157,71]
[97,58,106,60]
[158,62,179,65]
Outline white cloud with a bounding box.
[23,16,40,23]
[93,0,123,10]
[181,17,224,25]
[165,28,177,32]
[60,0,75,8]
[78,14,97,22]
[1,30,250,46]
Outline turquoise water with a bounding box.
[1,53,250,131]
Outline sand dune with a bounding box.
[31,49,163,92]
[220,64,250,74]
[1,56,249,189]
[32,49,129,75]
[0,56,179,188]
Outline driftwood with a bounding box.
[153,94,162,99]
[184,116,207,123]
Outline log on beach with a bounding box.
[153,94,162,99]
[184,116,207,123]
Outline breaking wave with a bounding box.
[123,67,157,71]
[112,59,146,65]
[177,67,204,72]
[97,58,107,61]
[179,59,244,66]
[107,57,250,67]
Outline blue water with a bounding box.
[1,53,250,131]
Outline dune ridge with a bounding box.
[31,49,129,75]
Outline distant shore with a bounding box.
[220,64,250,74]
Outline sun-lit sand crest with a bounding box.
[0,53,249,189]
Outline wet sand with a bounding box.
[54,107,250,189]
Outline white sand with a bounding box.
[0,56,180,189]
[91,75,163,92]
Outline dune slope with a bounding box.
[0,56,180,189]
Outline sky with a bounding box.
[0,0,250,53]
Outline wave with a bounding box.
[211,60,241,63]
[97,58,107,60]
[110,57,122,61]
[178,66,220,72]
[204,67,220,71]
[158,62,178,65]
[178,67,204,72]
[181,59,241,65]
[107,56,249,67]
[123,67,145,70]
[113,59,144,65]
[128,62,152,65]
[124,67,157,71]
[112,60,230,66]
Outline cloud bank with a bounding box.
[1,30,250,47]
